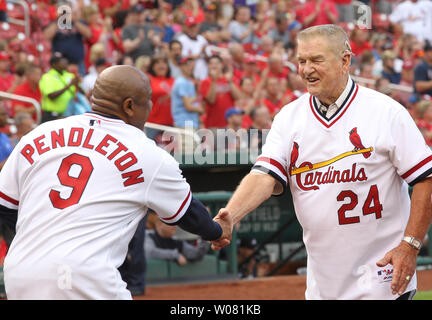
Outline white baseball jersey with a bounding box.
[0,113,191,300]
[253,78,432,299]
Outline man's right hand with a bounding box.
[211,208,233,251]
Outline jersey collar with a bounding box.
[84,112,126,124]
[309,77,358,128]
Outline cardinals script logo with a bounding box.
[290,127,373,191]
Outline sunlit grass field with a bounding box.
[414,291,432,300]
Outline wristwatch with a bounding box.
[402,236,422,250]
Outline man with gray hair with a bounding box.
[211,24,432,300]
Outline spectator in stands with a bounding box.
[224,107,247,151]
[254,0,274,38]
[117,54,134,66]
[375,77,400,103]
[333,0,354,23]
[97,0,131,19]
[179,0,205,24]
[38,53,81,122]
[262,76,285,118]
[296,0,339,28]
[358,59,376,89]
[381,50,402,84]
[268,13,291,49]
[228,43,245,82]
[266,53,289,85]
[82,58,112,98]
[389,0,432,42]
[199,2,230,45]
[152,10,176,48]
[248,105,271,151]
[88,43,108,74]
[10,64,42,123]
[416,99,432,146]
[399,59,415,106]
[0,103,13,170]
[146,54,175,140]
[171,56,204,129]
[256,35,274,70]
[225,107,244,132]
[177,16,209,80]
[135,55,151,74]
[200,55,242,129]
[349,27,373,58]
[414,40,432,97]
[121,4,161,62]
[235,76,260,127]
[82,4,120,70]
[145,213,209,265]
[43,4,92,76]
[0,51,22,93]
[228,6,261,47]
[242,54,261,84]
[10,113,35,147]
[168,40,183,79]
[395,33,418,62]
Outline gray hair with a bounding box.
[297,24,352,56]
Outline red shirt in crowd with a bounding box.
[0,0,6,11]
[332,0,352,4]
[350,40,373,56]
[11,81,41,121]
[0,239,7,266]
[0,73,14,92]
[147,75,175,126]
[417,119,432,146]
[296,0,339,27]
[200,77,236,128]
[96,0,130,17]
[267,68,290,82]
[180,7,205,24]
[263,97,283,116]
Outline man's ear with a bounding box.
[342,52,352,72]
[122,97,135,117]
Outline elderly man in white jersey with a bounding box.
[211,25,432,300]
[0,65,232,300]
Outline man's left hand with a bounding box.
[376,241,418,296]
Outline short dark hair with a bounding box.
[169,39,182,50]
[148,54,171,78]
[208,55,223,64]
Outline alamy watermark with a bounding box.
[156,121,269,165]
[353,2,372,30]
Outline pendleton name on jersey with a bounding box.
[0,113,192,299]
[252,78,432,300]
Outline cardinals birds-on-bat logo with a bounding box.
[349,127,371,158]
[289,141,299,175]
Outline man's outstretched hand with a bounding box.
[211,208,233,251]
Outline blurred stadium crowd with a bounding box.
[0,0,432,156]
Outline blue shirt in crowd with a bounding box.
[0,132,13,162]
[171,76,200,129]
[414,60,432,96]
